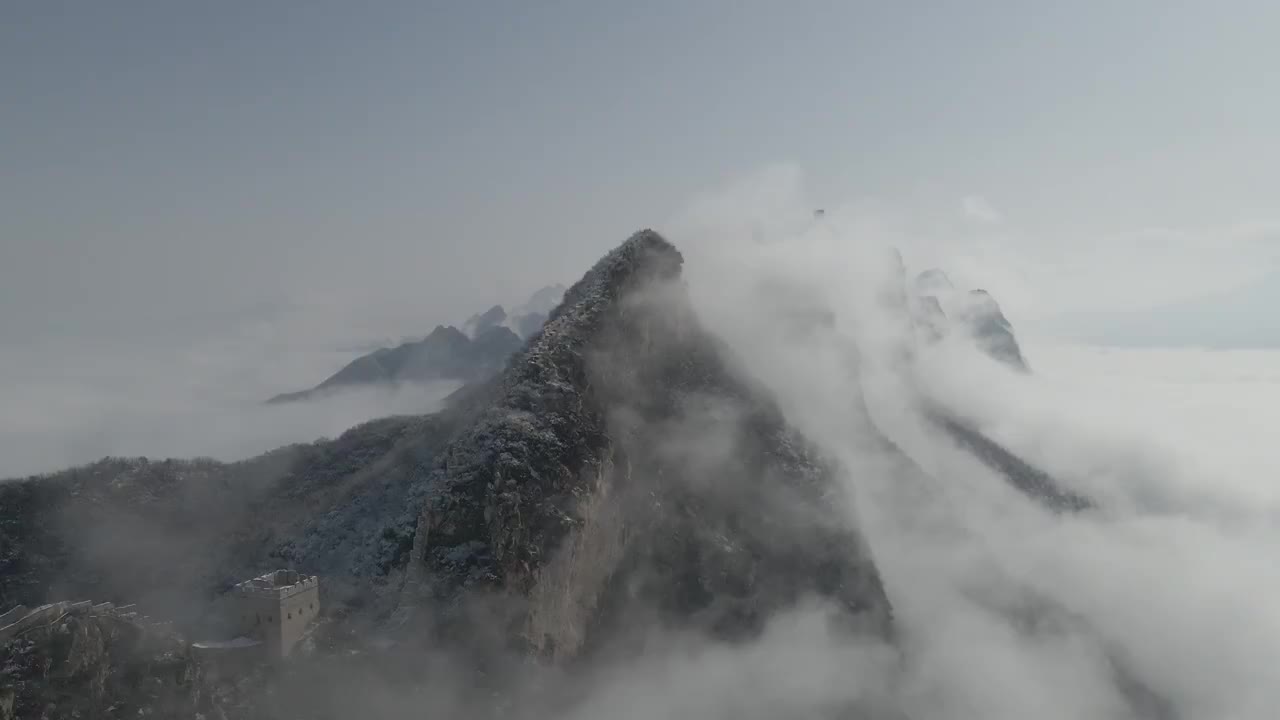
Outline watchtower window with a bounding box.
[287,613,292,620]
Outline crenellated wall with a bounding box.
[0,599,174,647]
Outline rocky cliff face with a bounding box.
[0,608,198,720]
[885,268,1086,512]
[910,269,1029,371]
[401,231,891,661]
[958,289,1028,372]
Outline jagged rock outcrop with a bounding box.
[934,415,1092,512]
[270,287,567,405]
[0,599,405,720]
[0,605,198,720]
[267,325,523,404]
[909,269,1029,371]
[401,230,892,661]
[898,269,1087,511]
[958,289,1028,372]
[462,305,509,339]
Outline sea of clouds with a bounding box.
[0,335,458,478]
[664,166,1280,718]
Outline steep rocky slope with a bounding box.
[958,289,1028,371]
[910,269,1029,371]
[0,412,474,627]
[0,606,197,720]
[399,231,891,661]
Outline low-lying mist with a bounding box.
[0,339,459,478]
[666,166,1280,718]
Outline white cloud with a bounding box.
[663,166,1280,718]
[693,175,1280,337]
[0,336,459,478]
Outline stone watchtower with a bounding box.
[230,569,320,658]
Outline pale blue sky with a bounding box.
[5,1,1280,344]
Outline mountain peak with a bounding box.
[423,324,469,343]
[462,305,508,339]
[957,289,1028,371]
[904,268,1029,372]
[399,228,888,658]
[515,284,568,317]
[552,229,682,320]
[914,268,955,297]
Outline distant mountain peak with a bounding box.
[957,289,1028,371]
[514,283,568,317]
[461,305,507,339]
[267,287,572,405]
[266,321,520,404]
[914,268,956,298]
[424,324,470,343]
[907,269,1028,371]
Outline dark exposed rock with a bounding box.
[401,230,891,660]
[910,270,1029,372]
[0,610,199,720]
[933,414,1093,513]
[959,289,1028,372]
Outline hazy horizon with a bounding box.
[3,146,1280,477]
[6,2,1280,345]
[7,5,1279,435]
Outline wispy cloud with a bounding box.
[0,337,459,478]
[663,165,1280,718]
